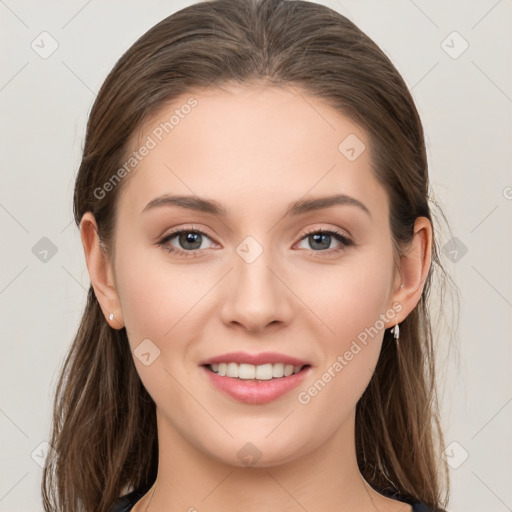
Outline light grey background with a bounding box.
[1,1,511,511]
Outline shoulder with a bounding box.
[109,489,145,512]
[411,501,446,512]
[383,490,445,512]
[108,490,441,512]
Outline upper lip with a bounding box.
[199,351,310,367]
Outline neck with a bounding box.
[133,408,410,512]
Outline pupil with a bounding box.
[311,233,330,250]
[180,232,202,250]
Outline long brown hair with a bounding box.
[42,0,454,510]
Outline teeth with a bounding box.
[228,362,239,377]
[209,362,304,380]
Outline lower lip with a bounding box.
[201,365,312,404]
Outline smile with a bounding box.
[207,362,305,380]
[201,364,312,404]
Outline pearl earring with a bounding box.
[109,313,114,321]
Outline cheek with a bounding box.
[114,257,194,410]
[298,249,394,403]
[114,244,210,392]
[115,242,194,342]
[303,253,394,346]
[292,276,390,449]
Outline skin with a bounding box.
[80,84,431,512]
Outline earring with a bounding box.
[392,322,400,346]
[109,312,114,321]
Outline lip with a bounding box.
[199,351,310,367]
[201,364,312,404]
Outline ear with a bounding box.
[79,212,125,329]
[385,216,432,327]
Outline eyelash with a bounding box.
[156,226,354,258]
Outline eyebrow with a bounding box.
[141,193,371,218]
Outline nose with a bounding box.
[218,242,294,334]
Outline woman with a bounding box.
[42,0,452,511]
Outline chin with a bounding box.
[203,432,313,469]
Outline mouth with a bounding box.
[200,362,312,404]
[204,362,310,380]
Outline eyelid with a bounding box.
[295,226,354,254]
[299,225,352,243]
[156,225,216,247]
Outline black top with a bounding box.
[109,488,441,512]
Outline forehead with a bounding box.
[117,84,387,220]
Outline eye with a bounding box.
[296,228,353,255]
[156,226,215,258]
[156,226,354,258]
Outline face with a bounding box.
[108,84,403,467]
